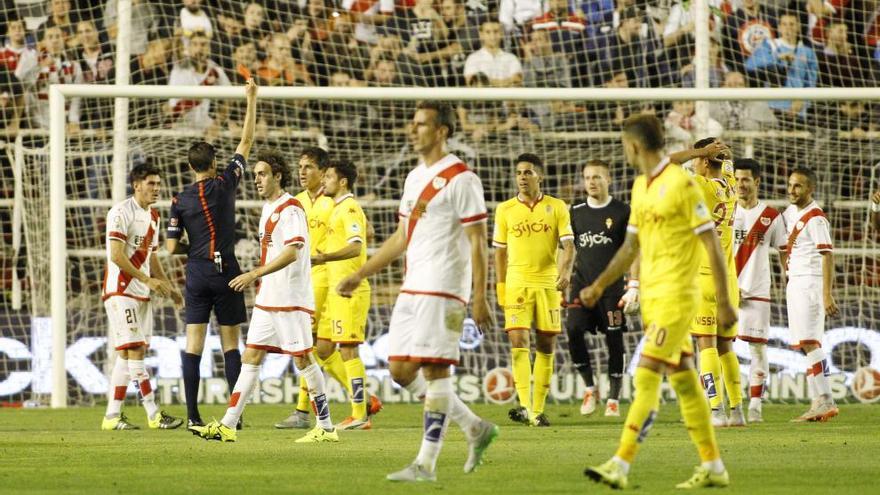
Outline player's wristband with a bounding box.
[626,279,639,289]
[871,201,880,213]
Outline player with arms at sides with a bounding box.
[581,115,735,489]
[732,159,787,423]
[101,163,184,431]
[669,138,745,427]
[338,101,499,482]
[314,159,381,429]
[494,153,575,427]
[275,147,350,430]
[192,151,339,443]
[165,79,257,429]
[566,159,637,418]
[784,167,840,422]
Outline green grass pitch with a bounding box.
[1,402,877,494]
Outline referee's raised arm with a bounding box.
[235,79,258,160]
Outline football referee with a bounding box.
[166,79,258,428]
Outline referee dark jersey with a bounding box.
[568,197,630,332]
[167,153,247,325]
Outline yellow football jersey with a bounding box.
[693,160,737,275]
[628,160,714,300]
[326,193,369,290]
[295,190,334,287]
[493,194,574,288]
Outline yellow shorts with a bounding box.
[690,273,739,339]
[324,289,370,344]
[504,285,562,333]
[313,285,332,339]
[640,295,698,367]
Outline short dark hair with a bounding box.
[300,146,329,169]
[791,166,817,187]
[129,162,161,187]
[733,158,760,178]
[188,142,216,172]
[256,149,292,189]
[622,114,664,152]
[584,159,610,171]
[416,101,457,137]
[694,137,723,169]
[328,159,358,189]
[620,6,641,20]
[515,153,543,173]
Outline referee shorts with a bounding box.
[184,259,247,326]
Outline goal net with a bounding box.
[1,0,880,407]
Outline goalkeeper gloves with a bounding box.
[496,282,506,308]
[618,279,640,315]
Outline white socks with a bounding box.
[105,357,129,418]
[301,363,333,430]
[128,359,158,419]
[221,363,260,429]
[415,377,453,472]
[806,348,832,400]
[748,343,768,409]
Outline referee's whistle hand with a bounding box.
[578,284,602,308]
[229,271,257,292]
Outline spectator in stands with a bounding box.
[2,15,37,90]
[499,0,546,42]
[457,71,536,141]
[531,0,589,87]
[104,0,158,55]
[295,0,338,86]
[212,6,241,69]
[721,0,777,74]
[0,69,22,135]
[439,0,475,86]
[367,57,412,139]
[343,0,394,45]
[664,100,724,152]
[130,36,172,128]
[322,13,371,81]
[394,0,455,86]
[240,2,271,52]
[522,28,576,128]
[818,22,877,88]
[802,0,839,47]
[745,13,818,124]
[179,0,214,41]
[464,21,522,86]
[311,69,367,140]
[825,100,878,137]
[591,6,664,88]
[167,32,230,131]
[230,39,258,84]
[39,0,82,50]
[586,67,651,129]
[662,0,723,78]
[365,33,416,84]
[709,70,777,130]
[16,25,82,131]
[257,33,313,87]
[680,38,729,87]
[74,20,114,130]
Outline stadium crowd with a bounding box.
[0,0,879,142]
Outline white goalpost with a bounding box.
[44,84,880,408]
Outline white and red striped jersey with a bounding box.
[783,200,833,278]
[254,192,314,313]
[167,58,230,130]
[0,42,36,73]
[398,153,488,304]
[342,0,394,44]
[733,201,786,300]
[15,50,82,128]
[103,197,160,301]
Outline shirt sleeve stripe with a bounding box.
[693,222,714,235]
[460,212,489,224]
[816,243,833,251]
[108,231,127,240]
[284,236,305,246]
[347,236,364,244]
[559,234,575,241]
[492,241,507,248]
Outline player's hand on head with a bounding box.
[229,271,257,292]
[579,284,602,308]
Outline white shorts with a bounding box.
[104,296,153,350]
[786,277,825,349]
[387,292,467,365]
[738,298,771,343]
[246,308,313,356]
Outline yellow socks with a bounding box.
[719,350,743,409]
[615,367,662,463]
[699,347,724,409]
[322,350,352,395]
[532,351,554,415]
[670,369,720,463]
[343,357,368,419]
[511,347,532,411]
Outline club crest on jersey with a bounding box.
[270,213,280,223]
[350,223,360,233]
[545,205,552,214]
[796,221,805,230]
[605,218,613,229]
[760,217,771,226]
[432,177,447,190]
